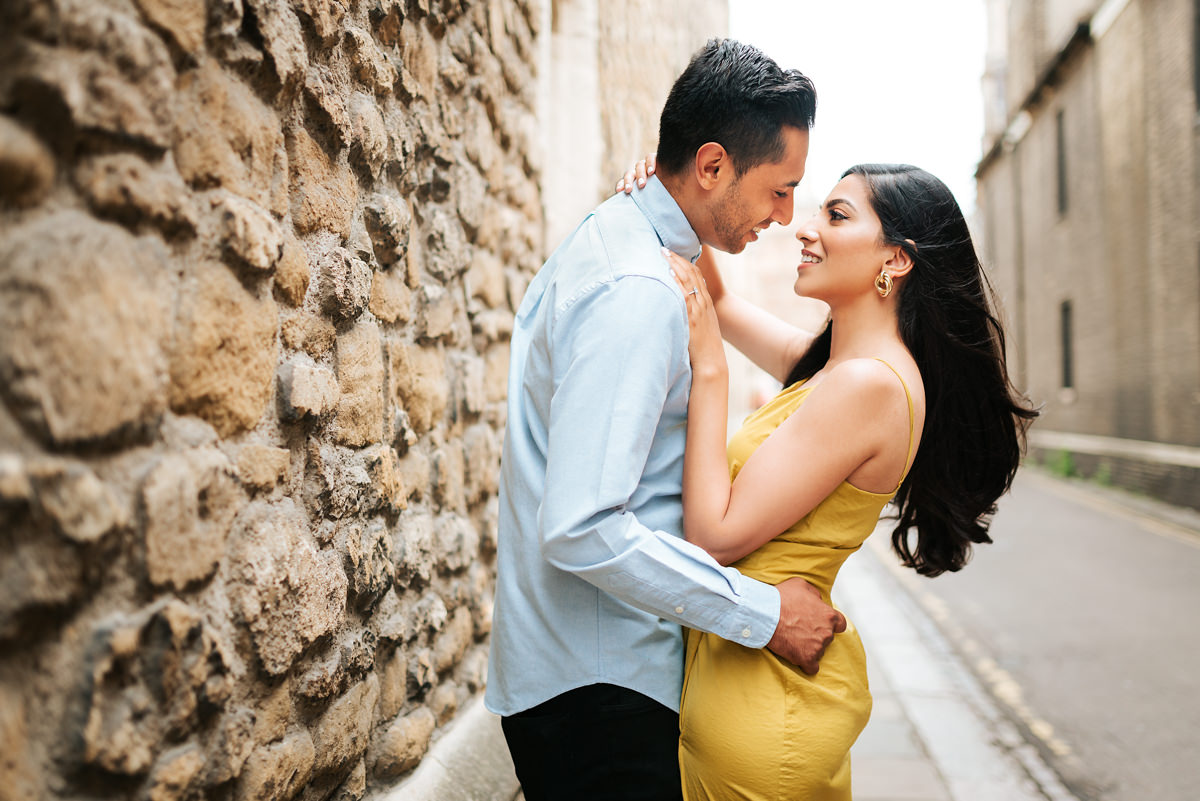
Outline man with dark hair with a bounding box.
[486,39,841,801]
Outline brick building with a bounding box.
[976,0,1200,509]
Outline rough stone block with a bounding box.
[389,512,436,593]
[304,64,351,148]
[429,680,459,725]
[274,237,311,307]
[0,115,54,208]
[15,24,174,150]
[334,322,386,447]
[141,447,240,589]
[310,674,379,775]
[280,362,339,420]
[331,758,366,801]
[377,649,408,721]
[348,92,387,177]
[435,513,478,572]
[369,707,435,780]
[396,447,430,504]
[227,501,348,676]
[464,247,507,309]
[431,446,465,513]
[0,212,170,446]
[371,0,407,47]
[369,269,412,324]
[146,745,204,801]
[82,600,233,775]
[280,313,336,359]
[363,194,412,268]
[449,353,487,419]
[416,284,457,342]
[0,685,36,800]
[484,343,510,403]
[390,343,448,433]
[421,207,470,282]
[251,679,293,747]
[214,192,284,273]
[76,152,198,235]
[399,18,438,99]
[345,26,396,95]
[205,706,256,786]
[235,729,315,801]
[237,444,290,491]
[134,0,207,54]
[27,460,125,544]
[462,423,500,503]
[432,606,473,674]
[174,59,287,215]
[288,126,356,237]
[346,517,394,610]
[315,246,372,322]
[169,262,279,437]
[293,0,346,44]
[243,0,307,88]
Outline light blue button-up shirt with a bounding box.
[485,176,781,716]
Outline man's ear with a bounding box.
[885,239,916,279]
[694,142,730,191]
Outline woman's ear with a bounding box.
[694,142,730,191]
[885,239,916,279]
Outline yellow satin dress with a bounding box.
[679,361,915,801]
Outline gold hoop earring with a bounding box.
[875,269,893,298]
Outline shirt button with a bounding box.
[675,606,684,614]
[742,628,752,638]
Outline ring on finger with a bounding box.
[688,288,700,296]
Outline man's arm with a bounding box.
[537,276,843,669]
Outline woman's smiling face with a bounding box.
[791,174,892,304]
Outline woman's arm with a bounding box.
[694,248,819,384]
[667,251,907,566]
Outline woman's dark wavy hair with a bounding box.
[784,164,1039,576]
[656,38,817,177]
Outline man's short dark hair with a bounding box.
[656,39,817,177]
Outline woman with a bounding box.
[622,161,1037,799]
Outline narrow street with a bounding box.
[855,469,1200,801]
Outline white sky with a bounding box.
[729,0,988,215]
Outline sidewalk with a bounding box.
[839,530,1078,801]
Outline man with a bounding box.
[486,39,845,801]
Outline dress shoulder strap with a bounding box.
[872,359,916,490]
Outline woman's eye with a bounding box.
[774,191,787,199]
[829,209,847,221]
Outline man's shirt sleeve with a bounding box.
[538,275,780,648]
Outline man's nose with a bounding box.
[772,193,795,226]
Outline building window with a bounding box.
[1055,110,1068,216]
[1060,300,1074,389]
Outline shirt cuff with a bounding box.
[721,576,780,649]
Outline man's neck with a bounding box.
[657,171,708,246]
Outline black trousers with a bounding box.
[501,683,684,801]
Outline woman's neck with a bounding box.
[826,297,903,367]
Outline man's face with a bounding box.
[707,126,810,254]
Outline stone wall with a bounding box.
[0,0,542,798]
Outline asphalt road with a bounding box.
[874,470,1200,801]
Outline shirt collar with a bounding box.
[629,175,703,263]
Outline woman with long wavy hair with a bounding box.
[622,161,1037,799]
